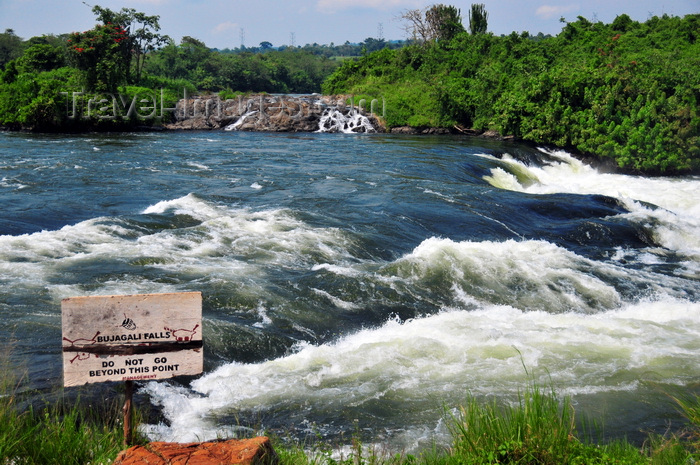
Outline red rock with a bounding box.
[113,436,278,465]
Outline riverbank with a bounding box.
[157,92,639,176]
[1,368,698,465]
[2,84,695,177]
[322,14,700,176]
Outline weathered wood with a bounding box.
[124,380,134,446]
[62,292,203,387]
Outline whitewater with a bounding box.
[0,131,697,452]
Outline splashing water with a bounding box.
[317,108,375,133]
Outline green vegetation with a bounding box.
[0,5,180,131]
[0,4,371,131]
[2,345,699,465]
[400,4,466,44]
[274,376,700,465]
[468,4,488,36]
[143,36,339,94]
[1,3,698,174]
[323,10,700,174]
[0,349,140,465]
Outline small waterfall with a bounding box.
[317,108,376,133]
[224,110,258,131]
[219,94,377,133]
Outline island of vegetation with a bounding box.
[0,3,698,171]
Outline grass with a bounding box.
[273,374,699,465]
[0,348,139,465]
[1,348,698,465]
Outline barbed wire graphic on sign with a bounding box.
[62,331,101,363]
[164,324,200,342]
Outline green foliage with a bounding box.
[0,3,386,131]
[400,4,466,45]
[0,4,182,130]
[0,28,23,69]
[0,349,137,465]
[468,3,488,35]
[65,5,168,92]
[426,5,466,42]
[89,5,169,84]
[144,37,339,94]
[0,66,80,130]
[323,12,700,174]
[447,375,581,464]
[66,23,131,91]
[15,43,64,73]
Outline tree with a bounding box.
[469,3,488,35]
[401,8,432,44]
[88,5,169,84]
[260,41,273,51]
[16,43,64,73]
[426,4,465,41]
[611,14,635,32]
[66,22,131,91]
[401,4,465,44]
[0,29,23,69]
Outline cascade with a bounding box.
[217,94,376,133]
[224,110,258,131]
[317,107,376,133]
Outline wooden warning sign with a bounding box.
[62,292,203,387]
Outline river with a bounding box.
[0,130,698,452]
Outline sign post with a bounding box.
[61,291,203,444]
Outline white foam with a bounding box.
[481,150,700,262]
[224,110,259,131]
[311,288,360,310]
[317,108,376,133]
[186,162,210,171]
[384,237,627,313]
[0,195,358,300]
[141,296,700,444]
[483,149,699,214]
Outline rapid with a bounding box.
[0,131,697,451]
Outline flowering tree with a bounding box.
[67,22,130,91]
[66,5,168,91]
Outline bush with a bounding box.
[323,14,700,174]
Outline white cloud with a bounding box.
[535,4,579,20]
[316,0,422,14]
[212,21,239,34]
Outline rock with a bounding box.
[164,94,382,133]
[390,126,419,134]
[481,130,502,139]
[389,126,451,135]
[113,437,278,465]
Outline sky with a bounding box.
[1,0,698,49]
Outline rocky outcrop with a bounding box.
[112,437,278,465]
[165,94,382,133]
[389,126,452,135]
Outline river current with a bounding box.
[1,130,698,451]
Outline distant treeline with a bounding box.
[324,11,700,174]
[0,5,403,131]
[0,4,698,174]
[215,37,407,58]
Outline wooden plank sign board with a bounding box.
[62,292,203,387]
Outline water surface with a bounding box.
[1,130,698,450]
